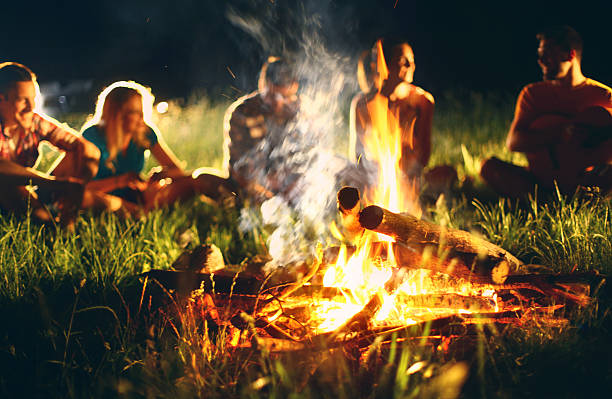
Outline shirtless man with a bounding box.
[350,39,456,197]
[481,26,612,197]
[350,40,434,177]
[0,62,100,225]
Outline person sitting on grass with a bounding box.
[73,81,233,216]
[223,57,300,202]
[350,38,457,200]
[480,26,612,198]
[0,62,100,227]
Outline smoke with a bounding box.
[227,1,365,269]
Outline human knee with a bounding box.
[479,157,501,183]
[424,165,458,189]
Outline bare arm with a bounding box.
[40,115,100,181]
[85,172,144,193]
[0,158,81,190]
[0,158,57,185]
[70,137,101,181]
[149,141,185,177]
[506,87,568,152]
[506,115,568,152]
[412,91,434,167]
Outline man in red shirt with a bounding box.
[481,26,612,197]
[0,62,100,226]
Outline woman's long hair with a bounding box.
[82,81,155,172]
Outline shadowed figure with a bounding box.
[0,62,100,227]
[57,81,235,216]
[481,26,612,198]
[223,57,301,202]
[350,39,457,199]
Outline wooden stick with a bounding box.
[325,242,511,285]
[389,242,507,285]
[142,269,263,295]
[310,293,384,347]
[359,205,521,283]
[503,270,604,286]
[337,186,364,242]
[336,293,383,334]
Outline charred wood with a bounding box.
[359,205,521,283]
[337,186,364,242]
[142,269,263,295]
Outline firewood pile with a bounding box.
[142,187,605,355]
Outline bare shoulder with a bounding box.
[351,92,369,113]
[227,91,263,117]
[414,85,434,102]
[410,85,434,108]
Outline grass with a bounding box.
[1,91,611,398]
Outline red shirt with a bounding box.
[512,78,612,182]
[514,78,612,126]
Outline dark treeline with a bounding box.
[1,0,611,105]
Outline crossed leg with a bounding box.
[480,157,541,198]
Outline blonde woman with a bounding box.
[67,81,233,215]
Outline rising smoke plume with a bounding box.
[227,1,365,270]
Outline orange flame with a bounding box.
[314,41,497,332]
[361,40,420,217]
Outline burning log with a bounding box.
[337,186,364,242]
[335,293,383,333]
[311,294,384,347]
[359,205,521,284]
[252,337,307,352]
[503,270,604,286]
[325,241,510,285]
[142,269,263,295]
[395,293,497,312]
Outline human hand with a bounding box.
[149,166,186,182]
[561,122,589,145]
[121,172,148,191]
[148,166,170,182]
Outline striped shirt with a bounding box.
[223,91,298,180]
[0,113,79,167]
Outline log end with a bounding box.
[359,205,384,230]
[491,261,510,284]
[337,186,360,212]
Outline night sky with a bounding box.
[2,0,611,104]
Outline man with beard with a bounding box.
[481,26,612,197]
[223,57,300,201]
[0,62,100,226]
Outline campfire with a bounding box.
[144,41,603,358]
[145,184,601,356]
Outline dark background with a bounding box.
[2,0,611,105]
